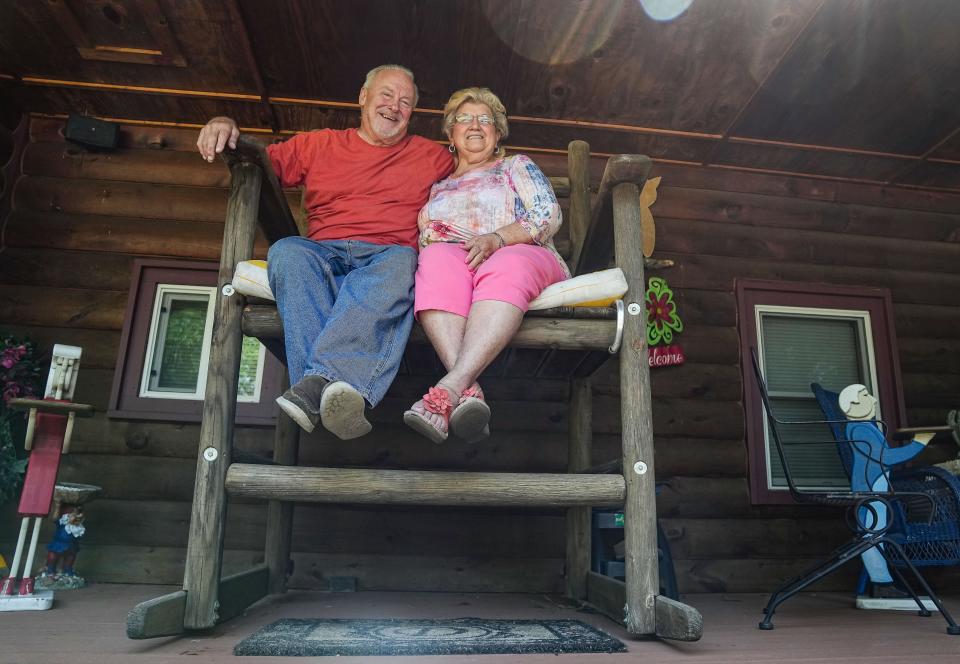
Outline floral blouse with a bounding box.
[417,154,571,277]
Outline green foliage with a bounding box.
[0,335,45,505]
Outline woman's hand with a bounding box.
[461,233,504,270]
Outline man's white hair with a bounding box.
[363,64,418,105]
[838,383,868,414]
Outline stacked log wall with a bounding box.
[1,118,958,593]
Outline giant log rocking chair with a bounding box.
[125,136,703,642]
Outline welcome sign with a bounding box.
[645,277,684,368]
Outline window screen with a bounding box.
[758,310,875,489]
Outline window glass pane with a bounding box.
[238,337,263,399]
[759,312,872,489]
[762,316,864,393]
[151,294,209,393]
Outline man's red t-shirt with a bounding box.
[266,128,453,248]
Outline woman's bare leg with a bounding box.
[408,309,467,432]
[440,300,524,395]
[408,302,522,433]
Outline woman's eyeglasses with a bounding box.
[453,113,495,126]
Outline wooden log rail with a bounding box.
[244,304,619,351]
[225,465,625,506]
[126,135,703,643]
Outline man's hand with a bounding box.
[914,432,936,445]
[197,116,240,162]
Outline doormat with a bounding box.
[234,617,627,656]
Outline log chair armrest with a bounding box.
[221,134,300,245]
[572,154,652,276]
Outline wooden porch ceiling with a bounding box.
[1,0,959,192]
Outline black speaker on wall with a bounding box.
[65,113,120,151]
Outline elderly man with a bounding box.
[839,383,934,588]
[197,65,453,439]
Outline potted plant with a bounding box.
[0,335,44,506]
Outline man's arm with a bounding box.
[197,116,241,162]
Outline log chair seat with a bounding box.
[125,136,703,644]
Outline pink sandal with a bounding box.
[403,385,456,444]
[450,384,491,443]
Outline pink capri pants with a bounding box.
[414,242,567,318]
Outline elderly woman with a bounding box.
[403,87,570,443]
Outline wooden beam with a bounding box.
[7,399,94,417]
[126,567,270,639]
[182,161,261,630]
[225,0,279,132]
[613,179,659,636]
[216,565,270,623]
[242,305,618,351]
[700,0,827,166]
[126,589,187,639]
[264,372,298,594]
[225,465,625,507]
[565,378,593,600]
[573,155,653,275]
[567,140,591,253]
[585,572,703,642]
[222,135,300,243]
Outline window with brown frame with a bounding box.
[736,279,906,505]
[108,259,281,425]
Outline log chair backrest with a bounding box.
[224,135,596,272]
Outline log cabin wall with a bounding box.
[1,116,959,593]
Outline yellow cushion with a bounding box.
[232,259,274,301]
[528,268,627,310]
[232,261,627,309]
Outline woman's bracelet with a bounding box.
[491,231,506,248]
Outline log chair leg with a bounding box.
[612,180,702,642]
[183,161,262,629]
[612,181,659,636]
[565,378,593,600]
[265,370,300,594]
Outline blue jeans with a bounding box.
[267,236,417,407]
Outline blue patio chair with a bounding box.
[811,383,960,593]
[749,348,960,634]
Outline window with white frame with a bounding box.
[140,285,266,403]
[756,306,879,491]
[737,280,904,504]
[109,260,281,424]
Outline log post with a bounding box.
[182,161,261,629]
[264,370,299,594]
[567,140,591,267]
[565,378,593,600]
[613,180,658,636]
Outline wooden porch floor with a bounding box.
[3,584,959,664]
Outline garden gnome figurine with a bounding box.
[36,504,86,589]
[839,384,934,588]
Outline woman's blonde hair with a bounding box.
[442,87,509,157]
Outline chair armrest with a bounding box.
[572,154,652,275]
[221,135,300,244]
[7,398,94,417]
[893,465,960,500]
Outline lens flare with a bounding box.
[480,0,624,65]
[639,0,693,22]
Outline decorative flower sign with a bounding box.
[645,277,685,368]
